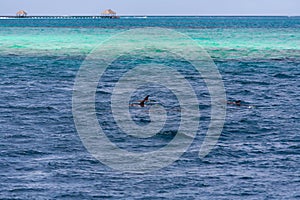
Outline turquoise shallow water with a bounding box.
[0,17,299,199]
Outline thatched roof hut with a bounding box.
[16,10,27,17]
[101,9,116,16]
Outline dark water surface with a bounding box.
[0,17,299,199]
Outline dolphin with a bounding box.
[130,95,150,107]
[138,95,149,107]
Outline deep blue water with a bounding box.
[0,17,299,199]
[0,16,300,29]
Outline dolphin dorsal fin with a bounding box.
[139,95,149,107]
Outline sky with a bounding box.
[0,0,299,16]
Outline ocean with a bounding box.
[0,16,299,199]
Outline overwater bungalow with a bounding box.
[16,10,27,17]
[101,9,119,18]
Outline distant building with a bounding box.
[16,10,27,17]
[101,9,119,18]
